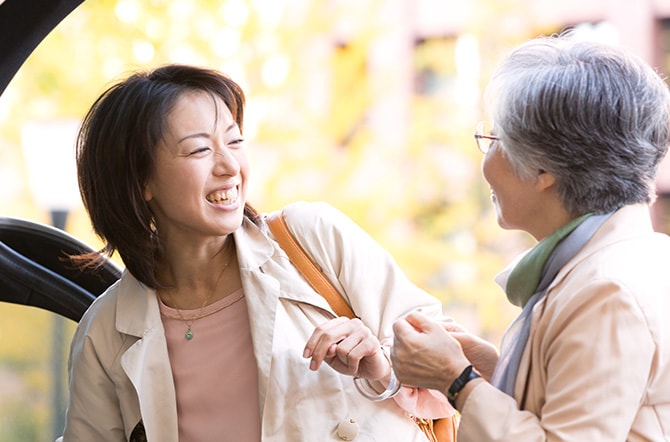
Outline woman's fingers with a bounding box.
[304,317,382,376]
[304,317,359,369]
[303,317,351,366]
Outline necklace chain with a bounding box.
[163,242,234,341]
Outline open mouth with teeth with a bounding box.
[206,187,239,205]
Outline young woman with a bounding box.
[62,64,453,441]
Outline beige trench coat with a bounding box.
[61,201,444,441]
[458,204,670,441]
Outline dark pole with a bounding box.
[49,209,68,439]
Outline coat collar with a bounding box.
[544,203,653,292]
[234,214,335,313]
[494,203,653,295]
[513,203,653,402]
[114,270,159,338]
[114,215,334,337]
[112,215,337,432]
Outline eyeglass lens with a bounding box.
[475,121,496,153]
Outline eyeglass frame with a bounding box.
[474,121,500,154]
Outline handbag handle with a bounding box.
[267,212,356,319]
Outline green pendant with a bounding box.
[185,330,194,340]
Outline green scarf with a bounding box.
[505,213,592,307]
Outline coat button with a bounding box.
[337,418,358,440]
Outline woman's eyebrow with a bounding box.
[177,123,238,144]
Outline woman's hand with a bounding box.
[442,321,499,381]
[303,317,390,381]
[391,312,472,394]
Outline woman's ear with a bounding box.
[535,170,556,192]
[143,183,153,202]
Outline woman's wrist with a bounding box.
[446,364,481,409]
[379,345,394,381]
[453,375,484,410]
[353,345,402,401]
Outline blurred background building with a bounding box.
[1,0,670,439]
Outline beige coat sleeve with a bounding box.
[280,201,444,338]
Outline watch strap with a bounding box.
[446,364,480,408]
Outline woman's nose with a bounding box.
[213,148,240,175]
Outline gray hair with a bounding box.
[485,33,670,215]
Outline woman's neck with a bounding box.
[157,237,240,308]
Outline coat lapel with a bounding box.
[233,218,336,410]
[115,274,179,442]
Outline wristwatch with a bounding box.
[446,365,480,408]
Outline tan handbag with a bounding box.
[267,211,457,442]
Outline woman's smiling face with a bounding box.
[143,90,249,243]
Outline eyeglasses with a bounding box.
[474,121,500,154]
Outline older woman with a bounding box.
[391,34,670,440]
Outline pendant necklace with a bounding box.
[164,244,233,341]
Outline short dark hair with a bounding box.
[75,64,258,288]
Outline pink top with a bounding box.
[159,288,261,442]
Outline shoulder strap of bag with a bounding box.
[267,211,356,319]
[268,211,456,442]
